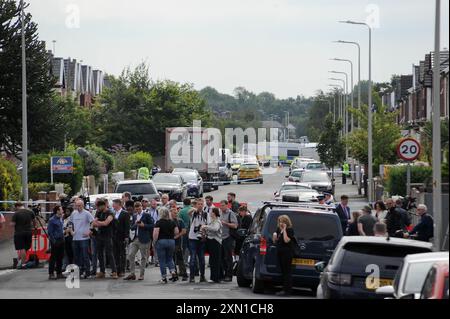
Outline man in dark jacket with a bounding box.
[396,198,412,230]
[124,202,154,280]
[406,204,434,242]
[112,199,130,277]
[48,206,65,279]
[335,195,351,234]
[385,198,404,237]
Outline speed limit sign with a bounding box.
[397,138,421,161]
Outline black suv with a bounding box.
[315,236,433,299]
[236,201,343,294]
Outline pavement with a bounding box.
[0,166,366,298]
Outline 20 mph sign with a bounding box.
[397,138,421,161]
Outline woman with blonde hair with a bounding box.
[153,207,179,283]
[272,214,296,296]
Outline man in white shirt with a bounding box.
[203,196,214,224]
[69,199,94,279]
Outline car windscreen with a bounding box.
[116,183,156,195]
[403,261,437,294]
[306,163,323,169]
[178,172,197,182]
[280,185,310,192]
[241,164,259,169]
[291,171,302,177]
[301,172,329,182]
[152,174,181,184]
[341,243,432,274]
[266,211,340,241]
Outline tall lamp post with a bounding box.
[328,83,345,133]
[328,85,343,122]
[340,20,373,202]
[20,0,28,204]
[334,40,361,128]
[331,58,354,132]
[432,0,442,251]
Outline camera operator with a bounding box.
[92,200,118,279]
[11,202,36,269]
[48,206,65,280]
[188,199,208,283]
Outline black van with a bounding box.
[236,201,343,294]
[315,237,433,299]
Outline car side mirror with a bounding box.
[314,261,327,273]
[375,285,395,297]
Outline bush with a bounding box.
[127,151,153,170]
[386,165,433,197]
[28,152,84,196]
[86,145,114,173]
[0,157,21,204]
[28,183,72,200]
[83,150,104,179]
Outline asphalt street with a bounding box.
[0,167,366,299]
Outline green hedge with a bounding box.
[28,183,72,200]
[386,166,433,197]
[127,151,153,170]
[0,157,21,204]
[29,151,84,196]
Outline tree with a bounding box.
[346,102,401,175]
[0,156,21,204]
[317,114,345,187]
[0,1,65,156]
[94,63,211,156]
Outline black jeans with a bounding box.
[96,236,117,273]
[113,238,127,274]
[220,237,235,279]
[277,247,293,294]
[207,239,222,282]
[49,240,65,275]
[174,243,188,277]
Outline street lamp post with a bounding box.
[331,58,354,132]
[20,0,28,204]
[334,40,361,128]
[328,85,343,122]
[330,72,350,160]
[340,20,373,202]
[432,0,442,251]
[328,84,345,134]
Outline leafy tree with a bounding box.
[317,114,345,185]
[85,144,114,173]
[347,102,401,175]
[0,156,21,203]
[0,1,65,156]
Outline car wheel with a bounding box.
[252,267,265,294]
[237,181,241,185]
[236,260,251,288]
[259,179,263,184]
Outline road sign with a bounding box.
[51,156,74,173]
[397,138,421,162]
[50,156,73,184]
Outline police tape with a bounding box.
[202,177,264,185]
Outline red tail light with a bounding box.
[259,236,267,255]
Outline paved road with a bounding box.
[0,167,367,299]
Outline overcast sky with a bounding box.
[28,0,449,98]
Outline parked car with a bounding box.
[88,193,122,209]
[236,201,343,294]
[287,169,304,182]
[151,173,188,202]
[376,252,449,299]
[274,189,320,202]
[419,261,449,299]
[299,171,333,194]
[115,180,160,201]
[274,182,312,197]
[238,162,263,184]
[289,158,315,175]
[315,237,433,299]
[172,168,204,198]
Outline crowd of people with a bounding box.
[336,195,434,241]
[34,191,252,283]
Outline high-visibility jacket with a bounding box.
[343,163,350,176]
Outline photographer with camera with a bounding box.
[188,199,208,283]
[92,200,118,279]
[48,206,65,280]
[11,202,36,269]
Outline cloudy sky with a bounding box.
[28,0,449,98]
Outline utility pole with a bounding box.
[20,0,29,204]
